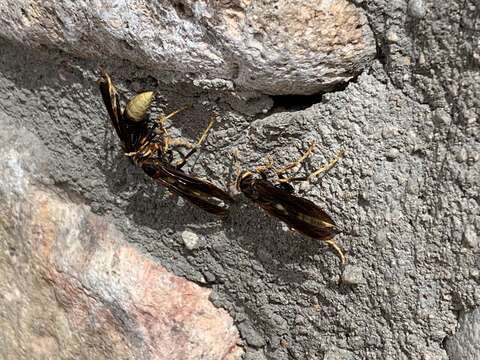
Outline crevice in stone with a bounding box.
[269,93,323,112]
[268,75,360,113]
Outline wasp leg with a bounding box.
[277,148,345,184]
[195,116,215,148]
[254,155,274,177]
[165,149,174,163]
[174,116,215,170]
[157,106,190,126]
[155,106,190,152]
[275,141,316,176]
[324,239,346,265]
[307,148,345,180]
[169,148,189,167]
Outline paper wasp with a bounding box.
[236,142,346,263]
[97,69,233,215]
[98,69,155,156]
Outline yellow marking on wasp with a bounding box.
[297,213,335,228]
[125,91,155,122]
[274,203,288,214]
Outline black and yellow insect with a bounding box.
[236,142,346,263]
[97,69,233,215]
[97,69,156,158]
[141,158,234,216]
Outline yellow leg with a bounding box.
[165,115,214,153]
[307,148,345,180]
[172,116,216,169]
[156,106,190,153]
[194,116,215,148]
[324,239,346,265]
[275,140,316,176]
[125,142,161,163]
[168,138,195,149]
[156,105,190,126]
[276,148,345,183]
[255,155,274,175]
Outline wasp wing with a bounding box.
[250,179,336,240]
[99,71,147,153]
[98,72,126,143]
[142,161,233,216]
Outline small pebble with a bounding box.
[342,265,366,285]
[386,148,400,160]
[238,321,265,348]
[203,271,216,283]
[298,181,311,192]
[324,348,356,360]
[181,230,200,250]
[432,109,451,127]
[386,30,399,43]
[456,148,468,163]
[408,0,427,19]
[406,177,419,194]
[463,225,478,248]
[176,197,185,208]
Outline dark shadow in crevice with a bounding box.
[270,93,323,112]
[268,75,360,114]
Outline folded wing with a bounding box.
[251,179,336,240]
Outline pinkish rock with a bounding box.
[0,127,243,360]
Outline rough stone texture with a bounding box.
[323,348,356,360]
[0,0,479,359]
[0,0,375,95]
[341,265,365,285]
[446,308,480,360]
[0,124,242,360]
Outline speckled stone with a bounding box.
[0,0,375,95]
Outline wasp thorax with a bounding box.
[236,171,254,191]
[125,91,155,122]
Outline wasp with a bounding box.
[138,116,234,216]
[97,69,233,215]
[236,141,346,263]
[97,69,157,157]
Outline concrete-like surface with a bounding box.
[0,0,479,359]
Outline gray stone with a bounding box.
[342,265,366,285]
[324,348,356,360]
[0,0,478,358]
[463,225,478,248]
[408,0,427,19]
[0,0,376,95]
[181,229,200,250]
[238,321,266,348]
[446,308,480,360]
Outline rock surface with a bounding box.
[0,124,242,360]
[446,308,480,360]
[0,0,375,95]
[0,0,479,359]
